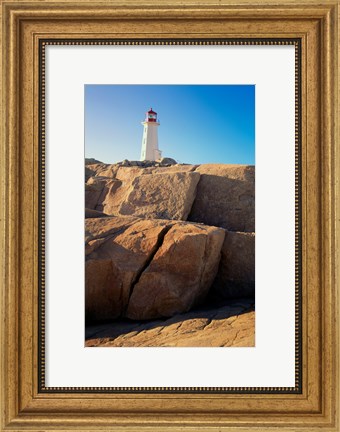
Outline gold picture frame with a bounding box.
[1,0,339,430]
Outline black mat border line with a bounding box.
[38,38,302,394]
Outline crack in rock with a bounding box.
[123,224,173,315]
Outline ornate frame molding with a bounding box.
[1,1,338,430]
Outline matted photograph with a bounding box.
[84,84,255,347]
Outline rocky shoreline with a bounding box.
[85,159,255,347]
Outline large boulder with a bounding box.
[188,164,255,232]
[126,222,225,320]
[85,217,225,322]
[157,157,177,166]
[85,217,171,321]
[211,231,255,299]
[119,171,200,220]
[86,167,201,220]
[85,177,120,210]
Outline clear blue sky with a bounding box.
[85,85,255,165]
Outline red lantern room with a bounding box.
[145,108,157,122]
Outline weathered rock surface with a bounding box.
[86,163,120,179]
[86,216,225,321]
[86,299,255,347]
[85,163,255,230]
[85,167,153,215]
[88,162,197,179]
[85,158,103,165]
[119,171,200,220]
[85,166,95,181]
[96,165,120,178]
[86,163,111,176]
[143,164,198,174]
[127,222,225,320]
[85,217,170,321]
[85,177,116,210]
[211,231,255,299]
[85,208,109,219]
[85,215,138,245]
[115,166,149,181]
[85,169,201,221]
[188,164,255,232]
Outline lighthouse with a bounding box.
[140,108,161,161]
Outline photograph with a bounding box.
[84,84,255,347]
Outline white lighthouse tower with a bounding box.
[140,108,161,161]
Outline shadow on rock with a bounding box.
[85,297,255,347]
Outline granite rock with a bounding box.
[212,231,255,299]
[126,222,225,320]
[188,164,255,232]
